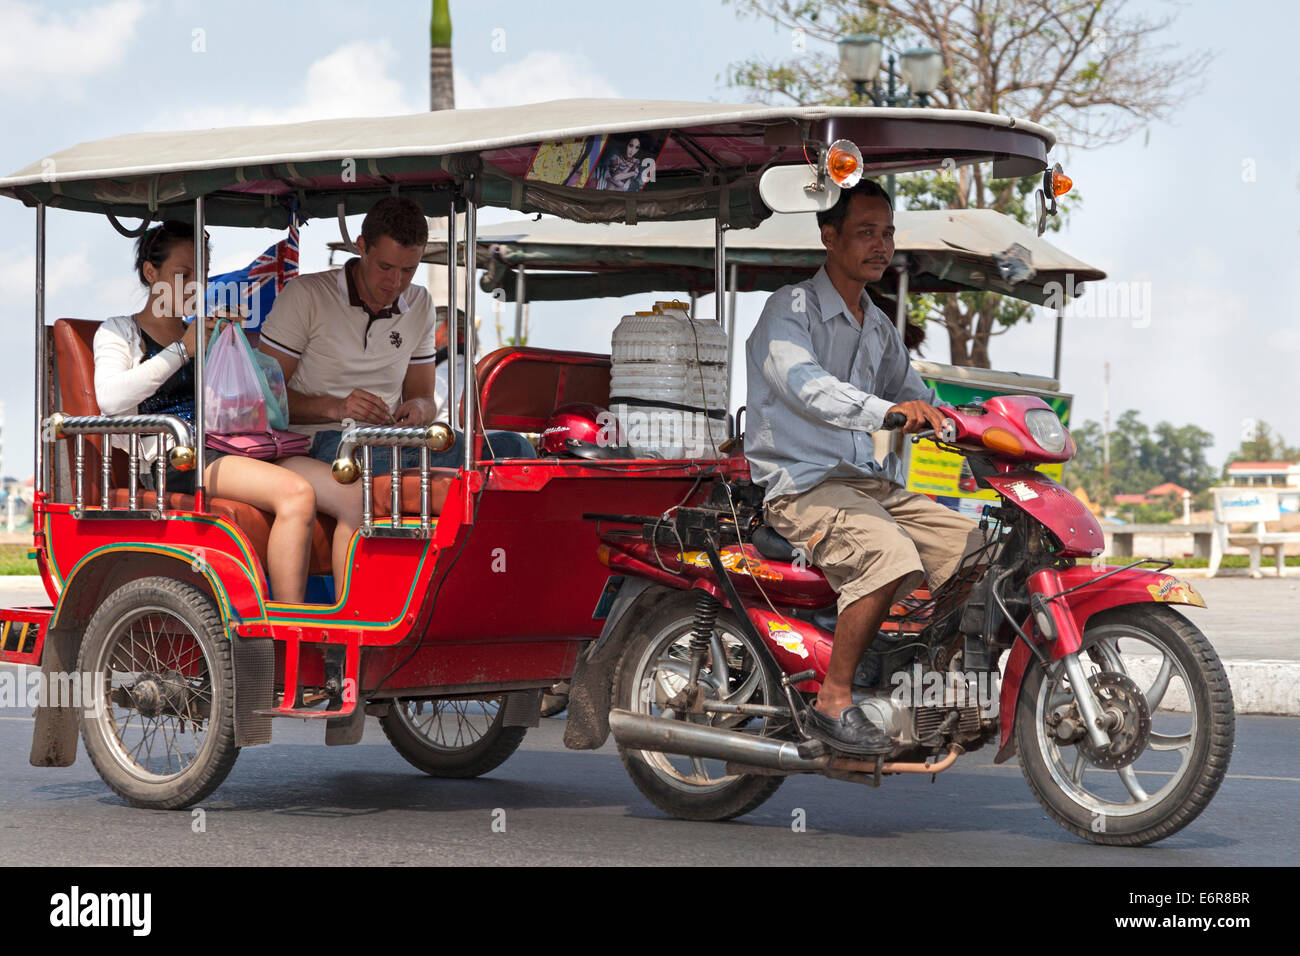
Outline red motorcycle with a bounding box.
[575,395,1234,846]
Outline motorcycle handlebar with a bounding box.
[882,412,907,430]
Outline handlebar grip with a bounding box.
[882,411,906,430]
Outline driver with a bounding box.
[744,178,985,756]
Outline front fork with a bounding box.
[1026,567,1112,750]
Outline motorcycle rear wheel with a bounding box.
[613,592,787,821]
[1014,604,1234,846]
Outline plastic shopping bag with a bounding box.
[204,323,268,434]
[204,321,290,431]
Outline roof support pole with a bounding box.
[462,193,478,472]
[1053,307,1063,382]
[894,264,910,337]
[446,205,459,430]
[34,204,46,498]
[725,260,738,431]
[193,197,207,509]
[514,266,525,344]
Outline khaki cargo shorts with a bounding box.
[765,476,986,613]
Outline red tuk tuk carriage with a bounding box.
[0,100,1229,846]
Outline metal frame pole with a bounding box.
[462,194,478,472]
[446,208,459,430]
[34,204,46,498]
[725,260,738,426]
[513,267,525,344]
[894,265,910,337]
[1053,308,1063,381]
[193,198,207,506]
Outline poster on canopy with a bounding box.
[905,378,1073,515]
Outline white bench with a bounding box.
[1209,488,1300,577]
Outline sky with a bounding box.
[0,0,1297,478]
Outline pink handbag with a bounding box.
[205,429,312,460]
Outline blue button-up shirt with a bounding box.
[744,265,935,500]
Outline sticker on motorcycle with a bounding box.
[676,548,784,580]
[765,620,809,658]
[1146,577,1206,607]
[1008,481,1039,501]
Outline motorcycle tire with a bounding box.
[1014,603,1234,846]
[612,592,786,822]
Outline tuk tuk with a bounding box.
[0,100,1230,848]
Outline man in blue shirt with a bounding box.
[745,180,984,755]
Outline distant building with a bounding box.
[1227,461,1300,488]
[1147,482,1190,499]
[1227,461,1300,513]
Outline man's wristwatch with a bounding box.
[172,340,189,361]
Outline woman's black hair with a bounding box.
[134,220,209,287]
[903,320,927,354]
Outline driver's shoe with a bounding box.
[804,703,893,756]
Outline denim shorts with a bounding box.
[308,427,537,471]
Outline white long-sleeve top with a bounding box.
[93,314,190,464]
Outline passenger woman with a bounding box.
[94,220,318,602]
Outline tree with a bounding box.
[727,0,1210,367]
[1066,409,1214,502]
[1222,421,1300,477]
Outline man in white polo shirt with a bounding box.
[260,196,534,470]
[260,197,533,575]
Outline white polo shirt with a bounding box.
[261,260,437,439]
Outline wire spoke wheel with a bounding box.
[1015,604,1234,846]
[77,577,238,810]
[380,694,526,778]
[613,592,786,821]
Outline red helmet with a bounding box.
[540,403,628,458]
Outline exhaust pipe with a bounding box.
[609,709,964,777]
[609,709,830,772]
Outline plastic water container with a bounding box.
[611,301,728,458]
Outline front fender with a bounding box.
[993,565,1205,763]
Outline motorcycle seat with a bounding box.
[751,524,801,563]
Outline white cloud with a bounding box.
[174,39,418,129]
[0,248,93,302]
[454,50,619,109]
[0,0,144,91]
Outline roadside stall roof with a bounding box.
[343,208,1103,306]
[0,99,1054,229]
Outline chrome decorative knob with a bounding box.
[332,455,360,484]
[169,445,196,471]
[426,422,454,452]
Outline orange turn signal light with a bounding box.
[981,427,1025,455]
[1051,169,1073,198]
[825,139,863,188]
[595,544,611,568]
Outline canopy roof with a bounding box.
[1,99,1053,230]
[341,208,1103,306]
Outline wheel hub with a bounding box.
[124,671,192,719]
[1076,671,1151,769]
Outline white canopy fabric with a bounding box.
[370,208,1103,305]
[0,99,1055,229]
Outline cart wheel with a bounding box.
[77,576,239,810]
[380,696,525,778]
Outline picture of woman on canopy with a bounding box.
[591,132,663,191]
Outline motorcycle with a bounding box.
[579,395,1234,845]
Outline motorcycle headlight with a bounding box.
[1025,408,1067,454]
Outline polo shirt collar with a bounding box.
[338,258,408,319]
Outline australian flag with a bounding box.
[207,221,299,332]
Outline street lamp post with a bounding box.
[837,35,942,201]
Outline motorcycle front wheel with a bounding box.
[613,592,787,821]
[1014,604,1234,846]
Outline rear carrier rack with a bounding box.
[0,606,52,666]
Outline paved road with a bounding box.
[0,711,1295,866]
